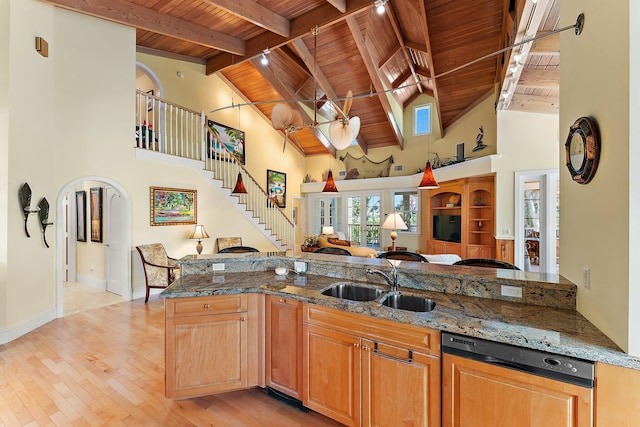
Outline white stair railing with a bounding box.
[204,127,294,251]
[135,90,293,251]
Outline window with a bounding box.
[414,104,431,136]
[393,190,419,233]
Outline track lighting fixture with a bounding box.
[374,0,386,15]
[260,48,270,66]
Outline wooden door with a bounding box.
[442,353,593,427]
[361,339,440,427]
[266,296,302,399]
[166,312,247,399]
[304,324,361,427]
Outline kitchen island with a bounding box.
[161,252,639,426]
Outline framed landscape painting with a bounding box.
[76,190,86,242]
[150,187,197,226]
[90,187,103,243]
[267,169,286,208]
[207,120,245,165]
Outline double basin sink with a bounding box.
[320,282,436,312]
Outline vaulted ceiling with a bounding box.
[41,0,561,156]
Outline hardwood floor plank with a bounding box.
[0,298,342,426]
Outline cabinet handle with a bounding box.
[353,342,360,348]
[279,298,285,303]
[203,304,210,309]
[362,346,369,352]
[240,317,245,322]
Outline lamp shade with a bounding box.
[322,170,338,192]
[189,224,210,240]
[417,161,439,189]
[381,213,408,231]
[321,226,335,235]
[232,172,248,194]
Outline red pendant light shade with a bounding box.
[232,172,248,194]
[322,170,338,192]
[417,161,439,189]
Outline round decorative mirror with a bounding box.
[564,116,600,184]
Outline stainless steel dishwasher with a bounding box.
[442,332,595,427]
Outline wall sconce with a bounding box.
[35,37,49,57]
[38,198,53,248]
[19,183,40,237]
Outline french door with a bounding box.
[345,193,381,248]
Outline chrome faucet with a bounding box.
[366,259,398,293]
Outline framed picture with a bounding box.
[150,186,197,226]
[267,169,286,208]
[90,187,103,243]
[207,120,245,165]
[146,89,154,111]
[75,190,86,242]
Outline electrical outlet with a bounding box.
[89,265,94,271]
[501,285,522,298]
[294,261,307,274]
[583,267,590,289]
[212,263,225,272]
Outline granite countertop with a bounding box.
[161,270,640,370]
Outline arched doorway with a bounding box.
[55,177,132,318]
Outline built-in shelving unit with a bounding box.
[420,175,495,258]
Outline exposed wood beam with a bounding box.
[530,32,560,56]
[417,0,442,136]
[378,45,402,70]
[325,0,346,13]
[202,0,290,37]
[385,3,422,93]
[290,39,369,154]
[346,16,404,149]
[40,0,245,55]
[136,46,206,65]
[216,71,306,157]
[250,56,336,156]
[517,68,559,88]
[404,41,428,54]
[206,0,373,74]
[391,69,413,89]
[414,65,430,77]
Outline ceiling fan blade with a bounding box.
[330,99,347,120]
[283,131,288,153]
[291,110,304,128]
[349,116,360,139]
[271,103,293,130]
[343,90,353,116]
[329,122,354,150]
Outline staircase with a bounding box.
[135,89,294,251]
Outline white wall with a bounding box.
[494,110,559,240]
[561,0,633,352]
[0,0,11,331]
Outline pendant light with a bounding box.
[232,172,248,194]
[418,116,439,189]
[322,170,338,192]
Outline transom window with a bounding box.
[414,104,432,136]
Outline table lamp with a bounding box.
[381,213,408,251]
[321,226,335,235]
[189,224,210,254]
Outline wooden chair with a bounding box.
[314,247,352,256]
[215,237,243,252]
[218,246,259,253]
[378,251,427,262]
[453,258,520,270]
[136,243,181,302]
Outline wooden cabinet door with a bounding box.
[361,340,440,427]
[466,244,494,259]
[266,296,302,399]
[166,312,248,399]
[304,324,361,427]
[595,362,640,426]
[443,353,593,427]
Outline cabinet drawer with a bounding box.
[166,295,247,318]
[303,304,440,356]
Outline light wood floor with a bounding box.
[0,298,342,426]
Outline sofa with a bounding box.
[316,236,378,258]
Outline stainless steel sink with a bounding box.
[320,283,385,302]
[381,293,436,312]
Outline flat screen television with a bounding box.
[433,215,462,243]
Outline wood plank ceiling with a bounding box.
[40,0,561,156]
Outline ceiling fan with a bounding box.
[270,103,305,152]
[329,90,360,150]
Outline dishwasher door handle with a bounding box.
[481,355,527,372]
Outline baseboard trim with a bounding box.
[0,308,57,345]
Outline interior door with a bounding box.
[105,187,126,295]
[515,170,559,273]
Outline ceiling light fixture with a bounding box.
[374,0,387,15]
[260,48,270,66]
[418,126,439,190]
